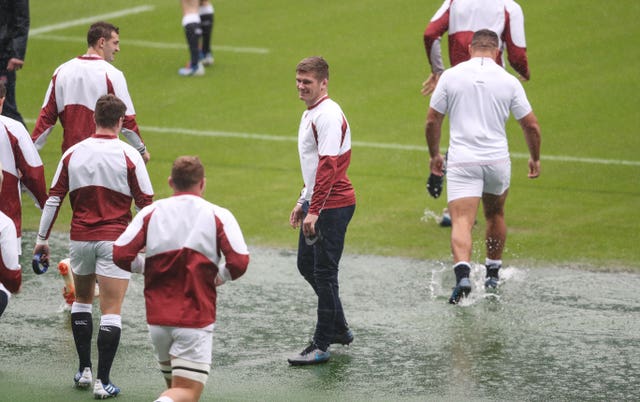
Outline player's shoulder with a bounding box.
[0,210,16,233]
[0,115,29,137]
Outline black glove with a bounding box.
[426,173,444,198]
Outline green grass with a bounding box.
[16,0,640,270]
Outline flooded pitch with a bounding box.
[1,234,639,401]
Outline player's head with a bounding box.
[87,21,119,47]
[87,21,120,62]
[470,29,500,51]
[170,156,206,193]
[296,56,329,82]
[94,94,126,129]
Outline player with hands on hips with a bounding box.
[113,156,249,402]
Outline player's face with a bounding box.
[102,32,120,62]
[296,71,327,107]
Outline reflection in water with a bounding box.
[3,236,639,401]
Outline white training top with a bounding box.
[430,56,532,165]
[0,211,20,297]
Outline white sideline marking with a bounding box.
[29,6,156,36]
[138,125,640,167]
[32,35,270,54]
[22,119,639,166]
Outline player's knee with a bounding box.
[171,357,210,384]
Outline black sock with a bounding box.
[200,13,214,54]
[0,291,8,317]
[454,263,471,283]
[97,325,121,384]
[184,22,202,67]
[71,312,93,370]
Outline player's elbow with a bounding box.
[227,254,250,280]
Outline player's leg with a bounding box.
[93,241,130,398]
[481,161,511,288]
[69,241,97,388]
[313,205,354,347]
[154,326,212,402]
[446,165,483,303]
[296,201,318,293]
[179,0,205,76]
[0,287,9,318]
[199,0,215,66]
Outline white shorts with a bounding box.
[446,160,511,202]
[69,240,131,279]
[148,324,215,364]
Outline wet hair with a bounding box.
[87,21,119,47]
[0,81,5,98]
[94,94,126,128]
[471,29,500,50]
[171,156,205,190]
[296,56,329,81]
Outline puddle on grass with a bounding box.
[2,233,639,401]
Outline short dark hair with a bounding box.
[0,81,6,98]
[471,29,500,50]
[171,156,205,191]
[87,21,119,47]
[94,94,126,128]
[296,56,329,81]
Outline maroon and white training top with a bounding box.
[0,115,47,242]
[113,193,249,328]
[0,211,20,297]
[424,0,529,80]
[31,54,145,154]
[298,95,356,215]
[38,134,153,242]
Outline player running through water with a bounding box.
[34,95,153,398]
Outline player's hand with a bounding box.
[421,72,441,96]
[6,58,24,72]
[142,150,151,163]
[528,158,540,178]
[32,244,50,274]
[290,203,303,228]
[302,213,318,238]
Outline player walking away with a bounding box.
[288,56,356,366]
[199,0,215,66]
[178,0,204,76]
[33,94,153,398]
[0,81,48,252]
[31,21,150,162]
[113,156,249,402]
[422,0,530,96]
[0,0,29,128]
[425,29,541,304]
[0,163,21,318]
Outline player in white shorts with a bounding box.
[34,94,153,398]
[114,156,249,402]
[425,29,541,303]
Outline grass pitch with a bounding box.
[16,1,640,269]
